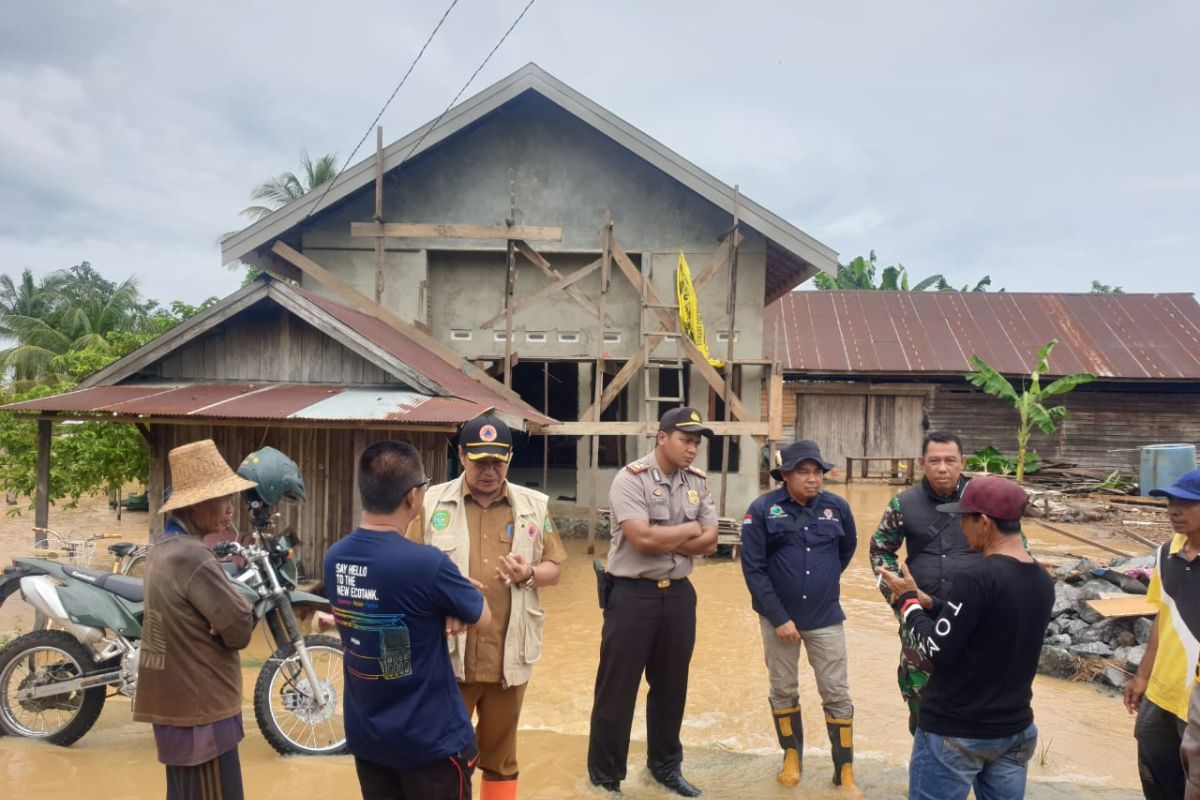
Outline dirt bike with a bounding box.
[0,448,346,756]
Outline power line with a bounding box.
[305,0,461,221]
[392,0,538,179]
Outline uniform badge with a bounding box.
[687,489,699,505]
[823,508,834,520]
[742,513,753,526]
[690,410,701,422]
[768,504,786,518]
[527,523,538,539]
[544,515,553,533]
[653,488,663,497]
[479,424,498,442]
[504,523,514,540]
[431,510,451,531]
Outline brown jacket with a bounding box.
[133,530,255,726]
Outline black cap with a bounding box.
[459,415,513,462]
[770,440,833,481]
[658,406,714,437]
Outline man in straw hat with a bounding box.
[740,439,859,791]
[408,415,566,800]
[877,475,1051,800]
[133,439,258,800]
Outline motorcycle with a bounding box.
[0,447,347,756]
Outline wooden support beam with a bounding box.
[609,238,755,423]
[514,240,608,323]
[350,222,563,241]
[530,421,769,436]
[135,423,152,444]
[504,172,517,389]
[269,241,530,407]
[34,418,50,545]
[373,126,385,302]
[767,371,784,441]
[692,232,742,292]
[477,256,603,330]
[588,213,613,556]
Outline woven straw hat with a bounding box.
[160,439,257,514]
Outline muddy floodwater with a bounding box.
[0,485,1145,798]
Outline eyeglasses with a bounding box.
[403,477,433,496]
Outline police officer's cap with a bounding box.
[658,406,714,438]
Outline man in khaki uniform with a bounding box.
[587,407,719,797]
[408,415,567,800]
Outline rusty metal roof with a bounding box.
[764,291,1200,379]
[1,384,495,424]
[296,287,553,423]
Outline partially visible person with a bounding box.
[587,407,718,796]
[1128,469,1200,800]
[877,476,1051,800]
[133,440,258,800]
[408,415,566,800]
[870,432,978,734]
[325,440,491,800]
[740,440,858,789]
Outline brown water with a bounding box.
[0,484,1144,798]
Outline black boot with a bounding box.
[651,770,702,797]
[771,706,803,787]
[825,714,855,787]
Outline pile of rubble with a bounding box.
[1037,555,1155,690]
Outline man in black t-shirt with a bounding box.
[877,476,1053,800]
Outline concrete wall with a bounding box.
[296,89,772,516]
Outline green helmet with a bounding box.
[237,446,306,507]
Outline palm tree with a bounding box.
[240,150,339,220]
[811,251,994,292]
[0,263,144,386]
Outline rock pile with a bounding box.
[1037,555,1155,690]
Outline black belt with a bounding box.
[611,575,688,589]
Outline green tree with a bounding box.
[1090,280,1124,294]
[965,339,1095,481]
[241,150,339,220]
[812,251,992,292]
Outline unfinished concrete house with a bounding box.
[219,63,837,524]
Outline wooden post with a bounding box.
[374,126,385,303]
[718,188,740,517]
[503,171,517,389]
[34,417,51,546]
[542,360,550,494]
[845,456,853,484]
[146,425,166,539]
[587,212,613,555]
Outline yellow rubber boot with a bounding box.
[771,706,803,787]
[480,778,518,800]
[825,714,856,789]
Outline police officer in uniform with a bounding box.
[587,407,718,796]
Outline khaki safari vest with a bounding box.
[418,475,549,688]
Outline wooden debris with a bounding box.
[1084,596,1158,619]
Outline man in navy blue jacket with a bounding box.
[741,440,858,789]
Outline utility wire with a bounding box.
[305,0,461,221]
[392,0,538,180]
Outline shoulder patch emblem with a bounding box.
[625,461,649,474]
[685,465,707,478]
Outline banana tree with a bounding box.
[965,339,1095,480]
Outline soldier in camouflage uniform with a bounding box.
[869,432,976,735]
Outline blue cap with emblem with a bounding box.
[459,415,513,462]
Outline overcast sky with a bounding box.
[1,1,1196,306]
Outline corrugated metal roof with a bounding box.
[764,292,1200,379]
[1,384,493,424]
[294,287,552,424]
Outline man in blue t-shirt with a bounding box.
[322,440,492,800]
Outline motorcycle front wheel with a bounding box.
[0,630,107,746]
[253,634,346,756]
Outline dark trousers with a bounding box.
[1135,698,1186,799]
[164,747,243,800]
[587,577,697,784]
[354,744,478,800]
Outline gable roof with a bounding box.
[68,277,552,426]
[220,63,836,296]
[765,291,1200,380]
